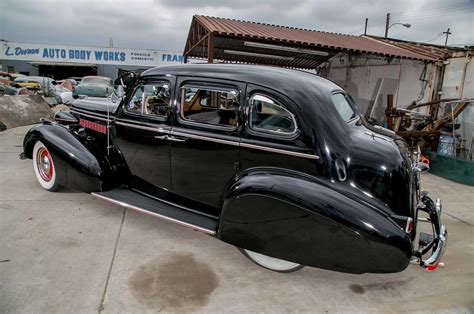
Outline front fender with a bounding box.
[23,123,104,192]
[218,167,412,273]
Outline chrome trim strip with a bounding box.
[115,120,169,133]
[70,109,111,122]
[91,192,216,235]
[170,130,240,146]
[240,142,319,160]
[88,117,318,160]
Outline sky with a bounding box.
[0,0,473,51]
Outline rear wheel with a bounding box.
[32,141,61,191]
[239,248,304,273]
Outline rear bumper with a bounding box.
[412,195,448,271]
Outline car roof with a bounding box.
[141,63,341,96]
[14,76,55,82]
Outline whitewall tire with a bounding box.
[239,248,304,273]
[32,141,61,191]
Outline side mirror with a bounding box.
[110,92,119,103]
[54,111,78,125]
[114,72,136,88]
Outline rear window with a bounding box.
[332,93,356,122]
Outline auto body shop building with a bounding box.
[0,39,184,79]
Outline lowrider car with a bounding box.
[21,64,447,273]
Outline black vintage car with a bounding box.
[21,64,447,273]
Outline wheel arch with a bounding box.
[218,167,412,273]
[23,124,109,192]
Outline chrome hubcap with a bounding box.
[36,148,53,182]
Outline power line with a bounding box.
[390,2,473,16]
[423,32,444,43]
[391,5,474,20]
[397,4,473,17]
[391,10,473,23]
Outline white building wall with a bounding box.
[322,55,435,118]
[441,53,473,159]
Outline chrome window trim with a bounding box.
[177,85,240,131]
[123,81,171,119]
[248,93,299,138]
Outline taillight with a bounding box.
[391,215,414,234]
[405,217,414,233]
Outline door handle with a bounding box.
[154,135,188,142]
[166,136,187,143]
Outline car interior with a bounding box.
[181,87,239,127]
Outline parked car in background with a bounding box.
[9,73,27,80]
[13,76,57,96]
[72,76,123,99]
[68,77,82,84]
[0,83,20,96]
[0,72,30,96]
[0,72,14,84]
[71,95,120,113]
[56,79,77,91]
[21,64,447,274]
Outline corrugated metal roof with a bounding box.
[192,15,445,62]
[369,36,453,60]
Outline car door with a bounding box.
[169,77,245,207]
[113,76,175,191]
[240,84,318,175]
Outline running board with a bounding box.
[92,187,218,235]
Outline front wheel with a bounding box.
[32,141,62,191]
[238,248,304,273]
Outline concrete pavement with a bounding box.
[1,125,473,313]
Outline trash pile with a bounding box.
[0,72,126,131]
[383,97,473,185]
[0,71,78,106]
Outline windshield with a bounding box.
[331,93,357,123]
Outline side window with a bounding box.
[249,94,297,135]
[125,82,170,118]
[180,86,239,127]
[331,93,356,122]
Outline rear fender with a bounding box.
[23,123,107,192]
[218,167,412,273]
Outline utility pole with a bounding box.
[384,13,390,38]
[443,28,451,47]
[364,18,368,35]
